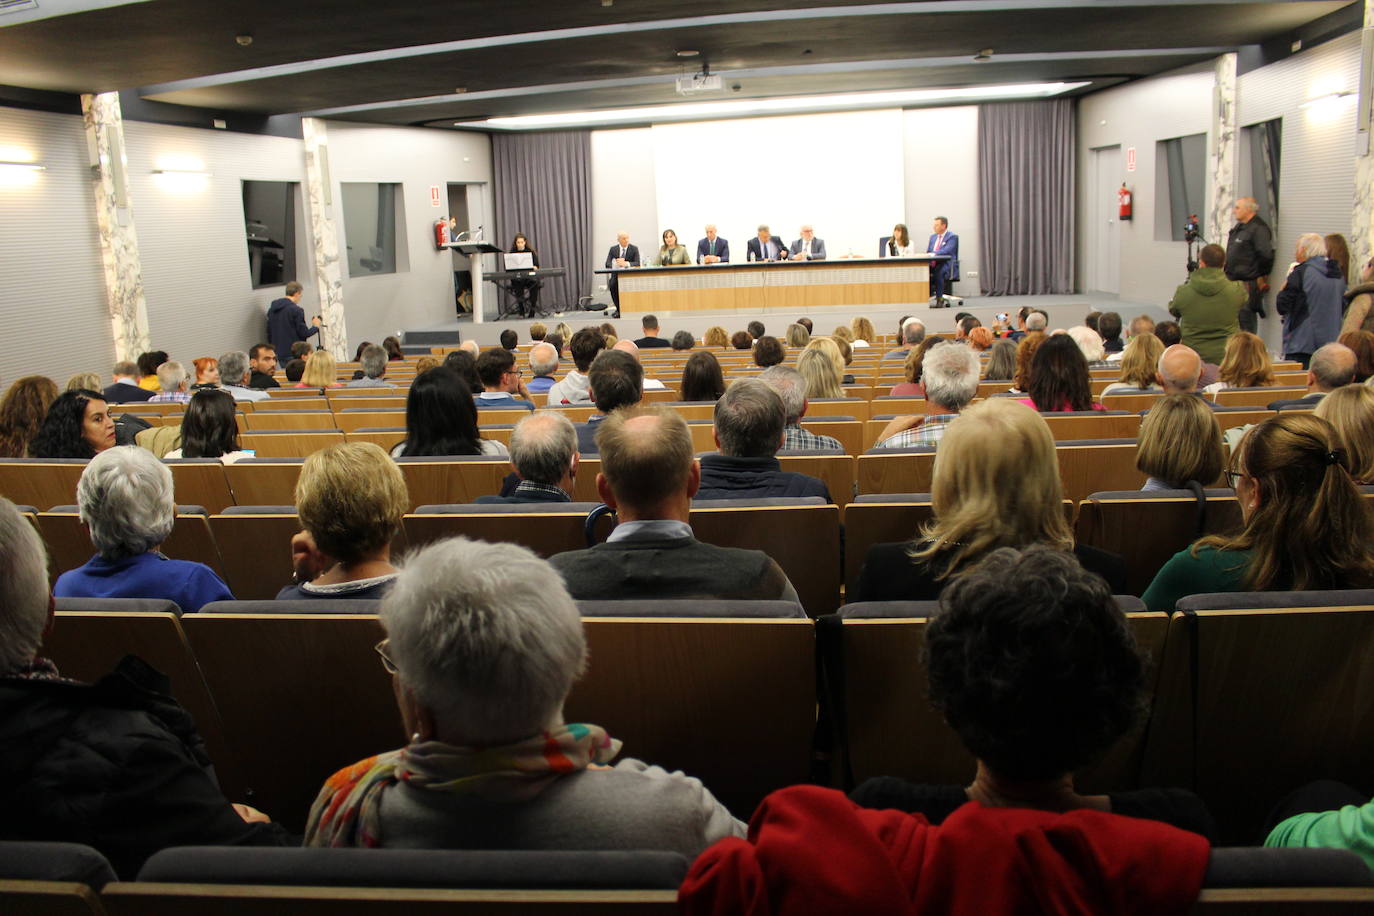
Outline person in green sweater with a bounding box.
[1168,243,1249,365]
[1141,412,1374,610]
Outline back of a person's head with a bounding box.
[929,545,1145,781]
[784,323,810,348]
[1153,320,1182,347]
[476,347,516,388]
[180,389,239,459]
[569,327,607,372]
[1083,310,1101,332]
[983,339,1017,381]
[967,326,993,351]
[958,316,981,337]
[797,346,843,399]
[1338,330,1374,383]
[499,329,518,350]
[113,360,138,379]
[680,351,725,402]
[381,537,585,745]
[403,367,480,456]
[1316,384,1374,484]
[671,330,694,350]
[441,350,482,393]
[587,349,643,413]
[300,350,337,387]
[850,316,874,342]
[529,322,547,341]
[1157,344,1202,393]
[921,400,1071,572]
[0,376,59,458]
[902,319,926,346]
[1024,312,1047,332]
[62,372,94,394]
[797,317,813,333]
[510,412,577,484]
[1218,331,1273,388]
[747,320,765,339]
[1117,332,1165,389]
[922,343,981,411]
[544,333,564,356]
[284,358,306,382]
[1028,333,1092,411]
[77,446,174,560]
[528,342,558,378]
[381,336,403,359]
[297,442,408,564]
[218,350,249,386]
[136,351,166,377]
[730,330,753,350]
[753,335,785,368]
[1098,311,1123,341]
[1311,342,1357,391]
[595,407,694,512]
[642,314,659,332]
[758,365,806,426]
[1066,325,1105,363]
[1130,314,1156,338]
[714,378,786,458]
[156,360,187,393]
[1136,394,1223,488]
[359,345,388,379]
[1210,413,1374,591]
[1199,244,1226,269]
[703,326,729,349]
[0,497,50,674]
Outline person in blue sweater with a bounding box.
[54,446,232,613]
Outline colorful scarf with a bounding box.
[305,722,621,848]
[2,657,77,684]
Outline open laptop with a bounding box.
[503,252,534,271]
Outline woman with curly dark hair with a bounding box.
[0,376,59,458]
[851,544,1216,839]
[28,389,116,459]
[392,368,506,458]
[1019,333,1099,412]
[680,351,726,402]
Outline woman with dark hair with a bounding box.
[1019,333,1099,412]
[671,330,695,351]
[680,351,726,402]
[392,368,507,458]
[29,389,116,459]
[887,223,913,257]
[752,335,785,368]
[164,390,250,463]
[729,330,753,350]
[1338,329,1374,383]
[382,336,406,362]
[654,229,691,266]
[136,351,167,391]
[508,233,542,315]
[1142,413,1374,610]
[0,376,59,458]
[441,350,483,394]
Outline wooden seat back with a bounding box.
[0,880,107,916]
[688,504,842,615]
[207,513,301,599]
[1214,387,1306,408]
[238,431,344,458]
[0,461,86,512]
[396,460,512,511]
[242,412,336,431]
[1074,494,1244,596]
[224,462,302,506]
[166,462,235,514]
[342,429,407,453]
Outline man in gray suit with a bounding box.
[788,225,827,261]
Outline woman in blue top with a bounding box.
[1141,413,1374,610]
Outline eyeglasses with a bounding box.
[374,638,397,675]
[1223,468,1245,489]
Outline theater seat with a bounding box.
[1176,589,1374,611]
[1203,847,1373,888]
[200,600,382,615]
[53,597,182,615]
[576,599,807,619]
[839,597,1145,618]
[0,841,116,889]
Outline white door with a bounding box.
[1088,145,1121,294]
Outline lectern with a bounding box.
[445,241,503,323]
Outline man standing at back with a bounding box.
[266,281,321,364]
[1226,197,1274,334]
[1169,244,1246,365]
[697,380,830,501]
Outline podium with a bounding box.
[445,242,503,323]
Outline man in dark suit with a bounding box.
[474,413,578,504]
[605,231,641,310]
[102,360,154,403]
[926,216,960,302]
[788,225,827,260]
[696,224,730,264]
[745,225,789,262]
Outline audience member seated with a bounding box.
[526,342,560,394]
[1129,314,1156,340]
[0,497,288,876]
[575,349,643,454]
[758,365,842,452]
[671,330,694,350]
[1339,329,1374,383]
[850,545,1217,839]
[297,349,342,389]
[102,360,154,403]
[148,360,192,404]
[1018,334,1101,413]
[680,351,725,403]
[475,413,578,504]
[529,321,547,342]
[549,407,799,602]
[967,326,994,352]
[1265,779,1374,872]
[1100,333,1164,396]
[29,388,116,459]
[852,399,1126,600]
[1141,413,1374,610]
[1314,385,1374,484]
[1203,331,1274,393]
[883,318,925,361]
[136,350,167,391]
[611,339,666,390]
[874,344,980,448]
[696,380,830,501]
[1155,344,1206,397]
[850,316,875,348]
[474,347,536,410]
[66,371,100,393]
[730,330,753,350]
[633,314,673,348]
[190,357,220,391]
[391,368,506,457]
[1011,327,1047,394]
[54,446,233,612]
[278,442,406,601]
[163,389,252,463]
[248,344,281,389]
[283,358,306,383]
[983,338,1017,381]
[798,338,846,399]
[797,317,813,334]
[833,336,856,384]
[785,322,811,349]
[346,344,397,390]
[1067,325,1112,369]
[1099,310,1125,353]
[307,535,746,853]
[890,337,943,397]
[1136,394,1224,490]
[753,335,785,368]
[1267,342,1356,409]
[442,349,484,395]
[383,335,407,361]
[543,333,564,357]
[218,350,270,401]
[747,320,765,340]
[0,375,58,458]
[291,340,314,360]
[546,327,605,406]
[703,326,730,349]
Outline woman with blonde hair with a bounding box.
[1142,413,1374,609]
[65,372,101,393]
[852,399,1126,599]
[831,325,854,344]
[555,321,574,342]
[849,316,875,348]
[798,345,844,400]
[983,339,1017,381]
[703,326,730,349]
[1136,394,1224,490]
[1315,385,1374,484]
[0,376,59,458]
[298,350,342,388]
[1102,333,1165,395]
[1205,331,1274,393]
[784,323,810,348]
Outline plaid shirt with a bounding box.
[876,414,958,448]
[147,391,192,403]
[783,424,843,452]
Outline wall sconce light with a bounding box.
[0,160,46,171]
[150,168,212,176]
[1299,90,1354,109]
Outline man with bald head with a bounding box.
[611,338,667,390]
[526,341,560,395]
[788,225,827,261]
[549,407,800,603]
[1268,342,1357,410]
[605,231,641,310]
[476,412,579,504]
[1226,196,1274,334]
[696,225,729,264]
[1156,345,1205,396]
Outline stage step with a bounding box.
[402,328,463,347]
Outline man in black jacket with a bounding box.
[697,379,831,501]
[266,281,321,364]
[1225,197,1275,334]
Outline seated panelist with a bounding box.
[653,228,692,266]
[604,231,641,309]
[696,224,729,264]
[789,225,827,261]
[746,224,788,262]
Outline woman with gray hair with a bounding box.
[306,536,745,854]
[1277,232,1346,369]
[53,446,232,613]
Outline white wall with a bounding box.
[589,128,658,275]
[321,121,492,349]
[903,106,981,290]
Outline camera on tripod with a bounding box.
[1183,214,1201,243]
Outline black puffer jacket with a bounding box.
[0,656,290,878]
[696,454,832,501]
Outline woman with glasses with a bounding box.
[306,537,745,855]
[1141,413,1374,610]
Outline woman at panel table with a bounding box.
[654,229,692,266]
[508,232,542,314]
[888,223,915,257]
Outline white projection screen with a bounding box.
[650,109,906,260]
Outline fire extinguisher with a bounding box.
[434,218,450,250]
[1118,184,1133,221]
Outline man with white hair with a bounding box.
[758,366,842,452]
[1025,311,1049,333]
[148,360,191,403]
[347,344,397,389]
[1268,342,1357,409]
[1277,233,1346,369]
[874,343,980,447]
[1226,196,1275,333]
[696,224,729,264]
[526,341,560,395]
[884,318,926,361]
[217,350,268,401]
[53,447,233,612]
[476,413,579,504]
[1067,325,1111,368]
[788,224,827,260]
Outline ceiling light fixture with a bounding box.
[0,160,46,171]
[151,168,212,176]
[1299,89,1354,109]
[676,49,700,58]
[466,81,1088,130]
[973,48,994,62]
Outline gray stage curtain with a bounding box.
[977,99,1075,295]
[492,130,592,311]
